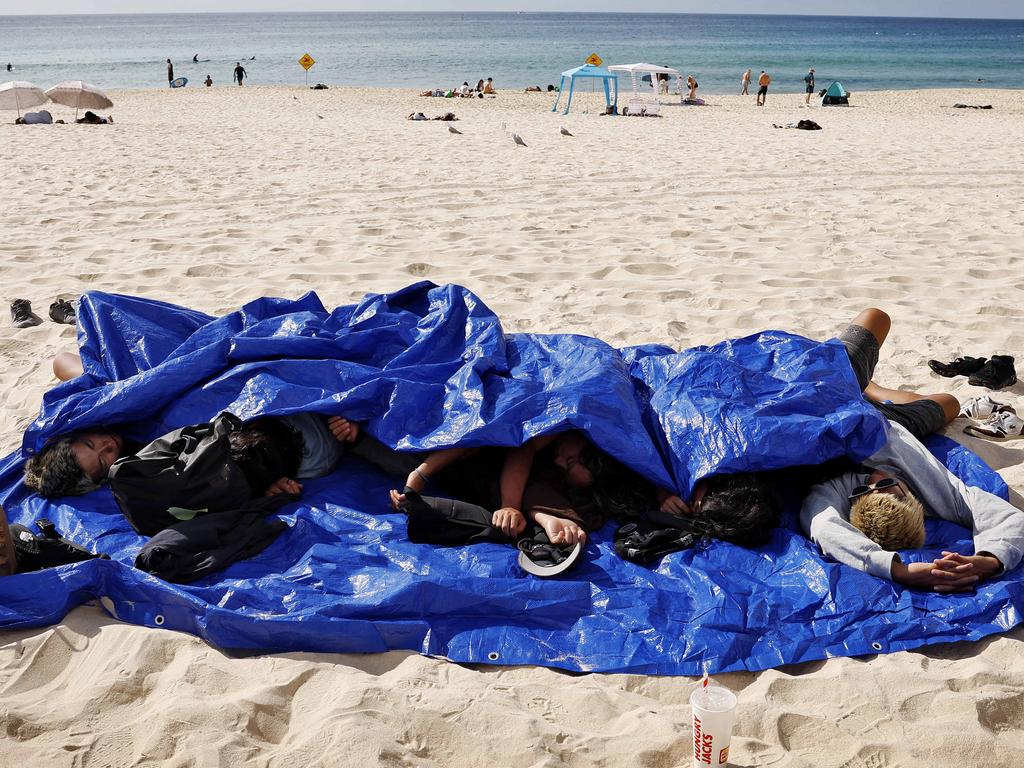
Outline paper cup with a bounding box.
[690,684,737,767]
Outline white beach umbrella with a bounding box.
[45,80,113,120]
[0,81,49,118]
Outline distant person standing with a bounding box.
[741,68,751,95]
[804,67,816,105]
[756,70,771,106]
[233,62,247,86]
[166,58,174,87]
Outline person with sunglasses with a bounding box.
[800,308,1024,591]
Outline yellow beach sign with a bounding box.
[586,53,603,67]
[299,53,316,70]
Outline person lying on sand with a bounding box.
[23,353,406,502]
[76,111,113,125]
[389,429,779,549]
[800,309,1024,592]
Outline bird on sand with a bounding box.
[448,124,463,134]
[512,133,527,147]
[559,126,573,136]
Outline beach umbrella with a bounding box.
[0,81,49,118]
[45,80,113,120]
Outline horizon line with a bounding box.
[2,10,1023,21]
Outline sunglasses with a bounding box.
[849,477,903,501]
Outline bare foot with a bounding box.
[533,511,586,546]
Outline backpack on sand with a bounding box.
[108,412,254,536]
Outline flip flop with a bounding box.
[964,411,1024,442]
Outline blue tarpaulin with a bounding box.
[0,282,1018,675]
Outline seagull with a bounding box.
[316,114,323,119]
[448,124,463,134]
[500,120,508,134]
[512,133,527,147]
[559,126,573,137]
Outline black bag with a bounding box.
[108,412,254,536]
[11,519,109,573]
[613,508,710,564]
[135,496,295,584]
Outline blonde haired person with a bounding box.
[800,309,1024,592]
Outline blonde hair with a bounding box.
[850,490,926,550]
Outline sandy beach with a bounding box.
[1,85,1023,767]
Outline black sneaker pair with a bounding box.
[10,298,76,328]
[928,355,1017,390]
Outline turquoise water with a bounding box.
[2,12,1023,93]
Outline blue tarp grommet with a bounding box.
[871,642,882,651]
[154,614,165,626]
[487,652,500,661]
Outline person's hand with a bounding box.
[533,511,586,546]
[660,494,691,516]
[327,416,360,444]
[390,488,409,511]
[265,476,302,497]
[891,557,979,593]
[934,551,1004,587]
[492,507,527,538]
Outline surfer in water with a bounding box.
[234,62,247,86]
[193,54,199,63]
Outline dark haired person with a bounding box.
[390,430,780,551]
[25,353,396,501]
[801,308,1024,591]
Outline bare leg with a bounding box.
[849,307,891,347]
[53,351,84,381]
[864,382,959,426]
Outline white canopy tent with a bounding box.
[607,62,681,98]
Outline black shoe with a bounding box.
[48,298,76,325]
[968,355,1018,390]
[10,299,41,329]
[10,519,109,574]
[928,355,986,378]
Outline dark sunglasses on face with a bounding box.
[849,477,902,501]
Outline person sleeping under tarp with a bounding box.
[9,302,1022,594]
[2,282,1022,677]
[15,356,781,578]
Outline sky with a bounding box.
[2,0,1023,17]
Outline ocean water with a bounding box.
[2,12,1023,94]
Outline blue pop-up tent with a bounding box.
[551,63,618,115]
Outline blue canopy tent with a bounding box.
[551,63,618,115]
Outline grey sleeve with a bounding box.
[939,471,1024,573]
[800,481,898,580]
[873,423,1024,572]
